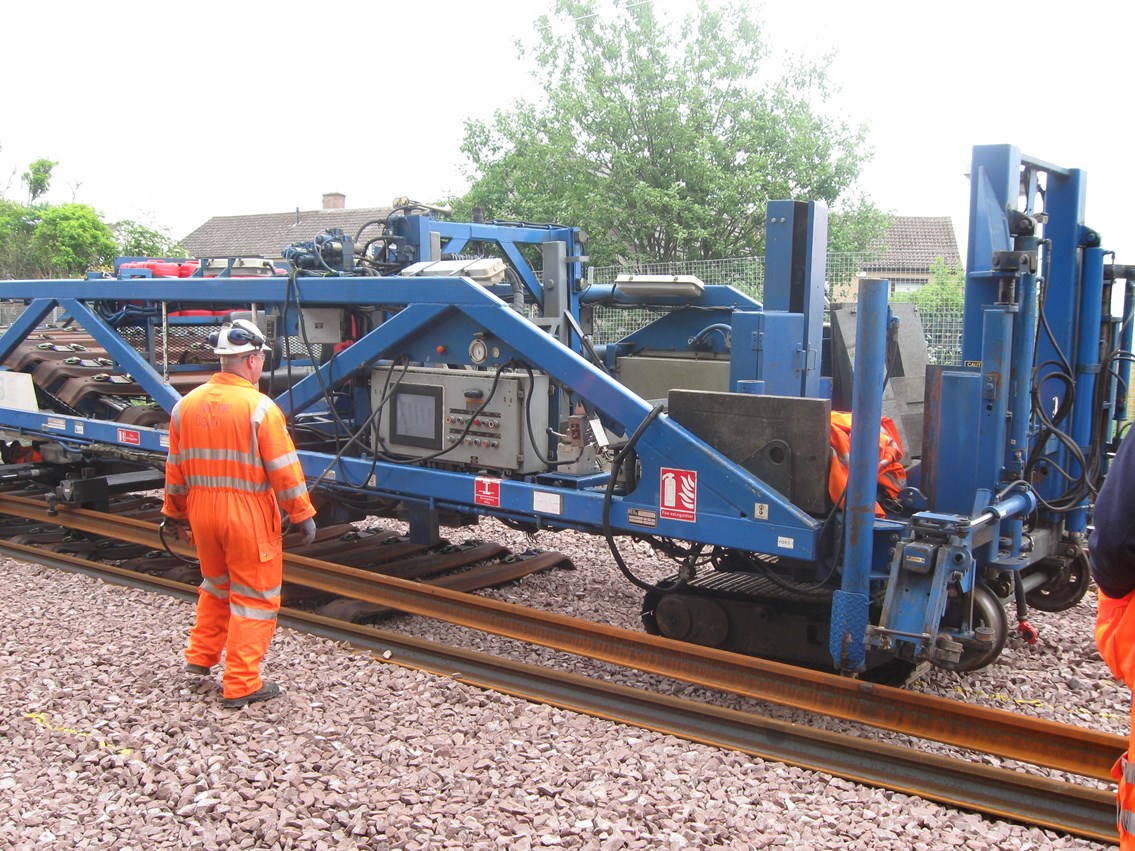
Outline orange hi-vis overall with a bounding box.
[827,411,906,517]
[162,372,315,700]
[1096,588,1135,848]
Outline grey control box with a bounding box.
[373,366,549,474]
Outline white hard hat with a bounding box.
[209,319,266,356]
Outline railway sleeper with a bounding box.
[315,548,574,623]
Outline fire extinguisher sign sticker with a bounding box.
[659,467,697,522]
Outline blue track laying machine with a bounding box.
[0,144,1127,683]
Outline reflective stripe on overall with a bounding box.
[1096,588,1135,849]
[162,372,314,699]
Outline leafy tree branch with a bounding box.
[456,0,885,266]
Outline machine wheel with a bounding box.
[952,583,1008,673]
[1024,549,1090,613]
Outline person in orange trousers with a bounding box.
[1090,426,1135,848]
[162,319,317,708]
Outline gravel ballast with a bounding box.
[0,519,1123,850]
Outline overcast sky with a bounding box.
[4,0,1131,265]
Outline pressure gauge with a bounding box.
[468,337,489,365]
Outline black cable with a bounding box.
[354,220,388,242]
[288,272,353,438]
[309,357,410,492]
[601,404,667,592]
[1024,261,1094,512]
[518,364,587,469]
[644,535,716,567]
[285,271,381,483]
[282,268,298,428]
[1026,362,1095,510]
[158,519,200,566]
[1012,570,1030,624]
[716,479,847,595]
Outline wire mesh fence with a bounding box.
[589,253,965,365]
[0,301,66,329]
[1,251,966,366]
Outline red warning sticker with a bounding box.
[660,467,697,522]
[474,476,501,507]
[117,428,141,446]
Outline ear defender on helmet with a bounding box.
[210,319,267,356]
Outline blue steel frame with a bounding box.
[0,164,1106,673]
[963,145,1100,532]
[865,145,1115,666]
[0,205,847,555]
[0,273,821,560]
[388,217,585,319]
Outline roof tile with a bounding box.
[861,216,961,272]
[182,208,393,259]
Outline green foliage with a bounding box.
[113,220,185,258]
[1,199,117,279]
[0,199,37,277]
[911,256,965,313]
[24,204,117,277]
[0,154,179,279]
[455,0,881,266]
[828,198,892,255]
[21,158,57,203]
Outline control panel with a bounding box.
[372,366,550,474]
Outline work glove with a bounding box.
[162,518,192,544]
[298,517,317,546]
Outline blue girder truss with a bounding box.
[0,145,1123,675]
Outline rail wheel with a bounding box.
[953,582,1008,673]
[1024,548,1090,613]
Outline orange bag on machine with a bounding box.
[827,411,906,517]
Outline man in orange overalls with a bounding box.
[827,411,906,516]
[162,319,317,708]
[1089,426,1135,848]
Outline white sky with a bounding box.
[3,0,1131,264]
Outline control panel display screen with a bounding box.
[390,384,443,449]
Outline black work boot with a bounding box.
[222,681,282,709]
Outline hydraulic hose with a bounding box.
[602,403,666,591]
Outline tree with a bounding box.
[456,0,884,266]
[0,153,178,279]
[21,158,57,203]
[23,204,117,277]
[0,199,36,278]
[113,220,186,258]
[911,256,965,314]
[828,196,892,256]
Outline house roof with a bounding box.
[861,216,961,272]
[182,207,394,259]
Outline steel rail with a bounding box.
[0,538,1116,843]
[0,494,1123,783]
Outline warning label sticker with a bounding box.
[660,467,697,522]
[533,491,562,515]
[475,477,501,507]
[117,428,141,446]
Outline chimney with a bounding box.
[322,192,346,210]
